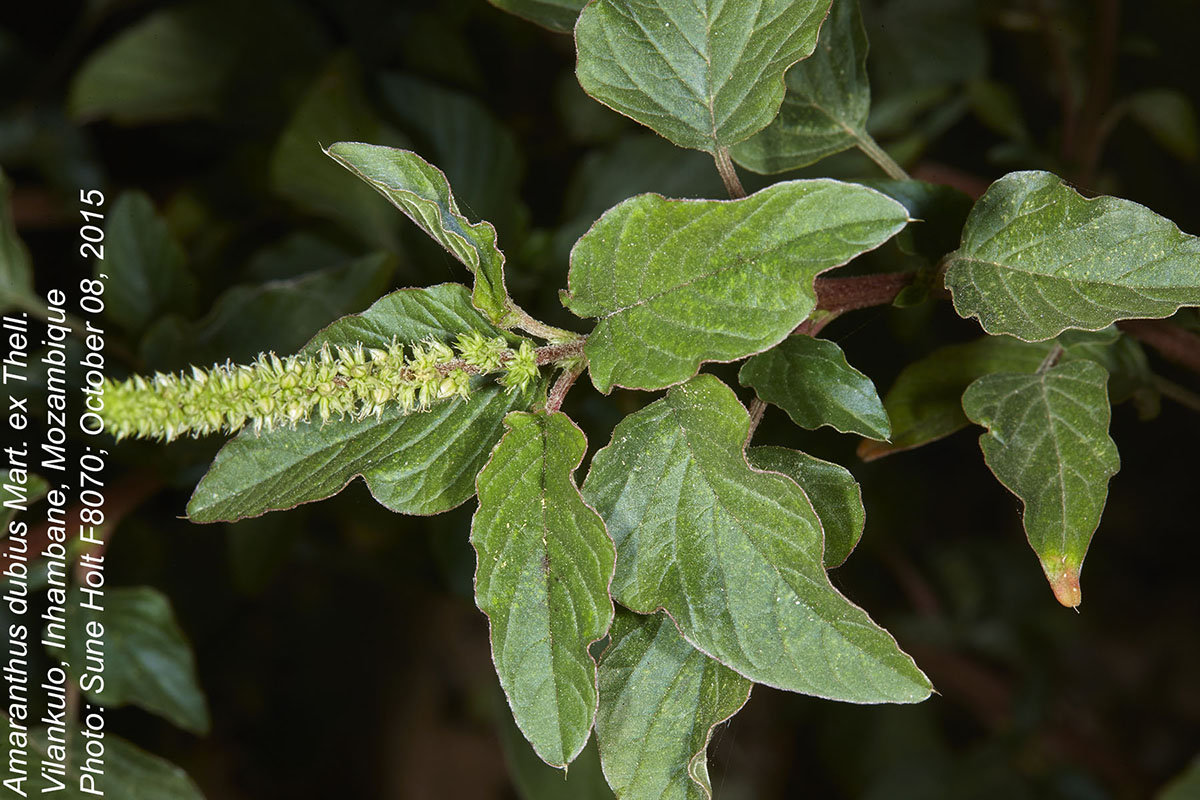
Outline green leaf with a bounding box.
[595,609,752,800]
[489,0,587,34]
[732,0,872,173]
[962,360,1120,607]
[66,586,209,734]
[740,335,890,439]
[379,74,526,237]
[574,0,830,153]
[103,191,194,334]
[1126,88,1198,163]
[944,170,1200,341]
[582,375,931,702]
[23,730,204,798]
[187,284,537,523]
[270,56,403,249]
[747,446,864,568]
[563,180,909,392]
[0,168,35,312]
[861,330,1152,461]
[471,412,616,767]
[325,142,512,325]
[859,335,1049,461]
[553,134,725,264]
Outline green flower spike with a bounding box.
[101,334,540,442]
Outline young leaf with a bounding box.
[747,446,864,568]
[103,191,195,334]
[574,0,830,153]
[187,284,535,522]
[732,0,872,173]
[962,360,1120,607]
[472,412,617,767]
[582,375,931,702]
[595,609,752,800]
[739,335,891,440]
[945,170,1200,341]
[66,587,209,735]
[325,142,512,325]
[489,0,587,34]
[563,180,909,392]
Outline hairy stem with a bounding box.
[506,302,577,342]
[713,147,746,199]
[546,363,584,414]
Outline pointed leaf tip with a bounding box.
[1044,559,1083,608]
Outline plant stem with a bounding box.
[713,147,746,199]
[855,133,910,181]
[1037,343,1065,374]
[814,272,916,314]
[506,302,577,342]
[746,397,768,442]
[546,363,584,414]
[534,338,585,366]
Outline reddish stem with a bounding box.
[545,366,583,414]
[813,272,916,314]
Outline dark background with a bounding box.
[1,0,1198,797]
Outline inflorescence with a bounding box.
[101,332,540,442]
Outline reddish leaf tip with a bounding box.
[1042,559,1082,608]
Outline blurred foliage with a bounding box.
[2,0,1198,797]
